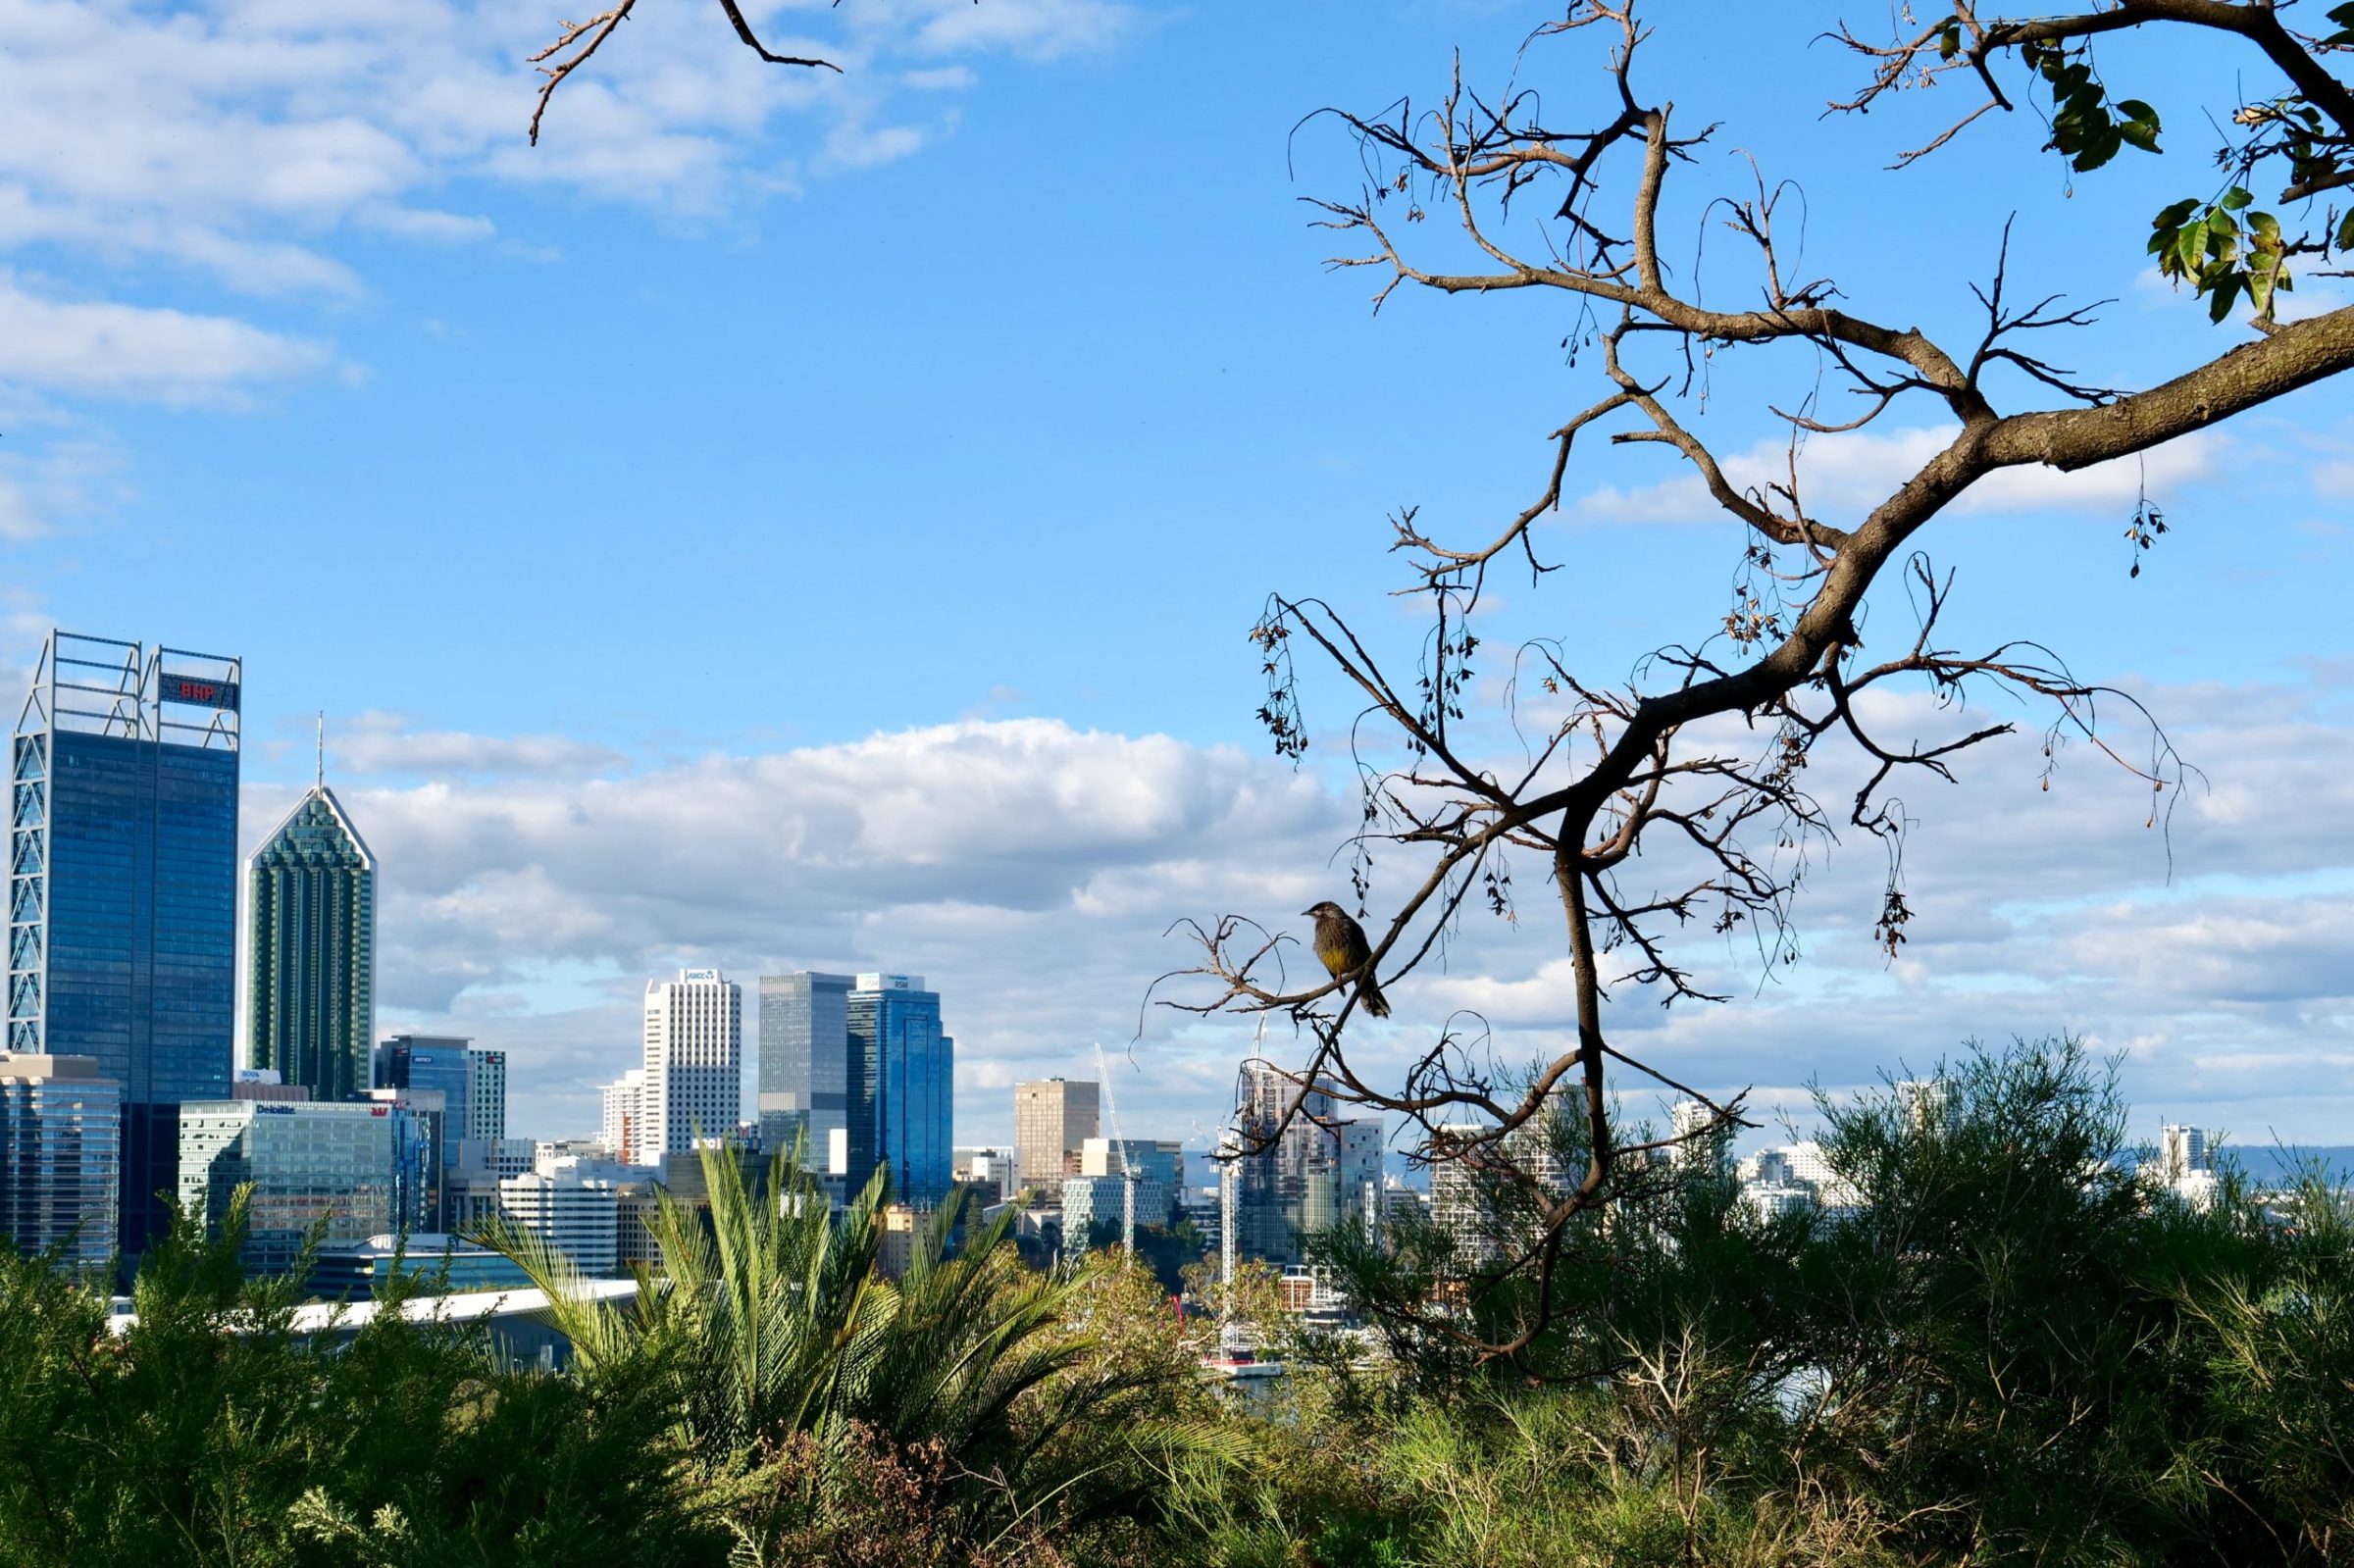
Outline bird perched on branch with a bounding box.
[1303,900,1391,1018]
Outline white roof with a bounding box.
[106,1277,638,1338]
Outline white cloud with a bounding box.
[1577,423,2219,530]
[329,724,631,781]
[0,274,329,401]
[0,435,122,539]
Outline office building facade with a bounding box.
[1013,1078,1099,1195]
[244,783,374,1103]
[377,1035,470,1225]
[0,1052,122,1267]
[10,632,240,1254]
[466,1048,506,1145]
[1064,1139,1185,1247]
[757,971,853,1173]
[177,1098,405,1274]
[496,1161,619,1277]
[848,974,952,1208]
[642,969,740,1163]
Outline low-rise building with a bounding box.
[309,1231,535,1298]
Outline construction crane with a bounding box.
[1093,1042,1141,1256]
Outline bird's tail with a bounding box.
[1356,971,1391,1019]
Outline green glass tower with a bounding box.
[244,755,375,1103]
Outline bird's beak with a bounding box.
[1299,907,1314,917]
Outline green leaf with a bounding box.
[2248,211,2282,246]
[2118,117,2160,154]
[2336,210,2354,251]
[2207,275,2240,324]
[2152,198,2200,229]
[2222,185,2254,211]
[2073,127,2123,173]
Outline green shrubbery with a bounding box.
[0,1037,2346,1565]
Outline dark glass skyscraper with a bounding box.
[7,632,240,1254]
[245,779,375,1102]
[846,974,953,1209]
[757,971,852,1174]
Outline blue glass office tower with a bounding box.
[846,974,953,1208]
[375,1034,469,1229]
[9,632,240,1256]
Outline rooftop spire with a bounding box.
[316,711,325,790]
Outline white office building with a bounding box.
[496,1160,620,1277]
[466,1048,507,1145]
[641,969,741,1165]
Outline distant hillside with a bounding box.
[2204,1145,2354,1185]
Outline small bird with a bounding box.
[1303,900,1391,1018]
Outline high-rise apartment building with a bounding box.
[177,1098,406,1274]
[1014,1078,1099,1195]
[466,1048,506,1145]
[243,772,374,1103]
[757,971,853,1172]
[0,1052,122,1268]
[848,974,952,1208]
[1667,1097,1730,1179]
[9,632,240,1255]
[2158,1123,2209,1183]
[599,1067,646,1162]
[642,969,741,1163]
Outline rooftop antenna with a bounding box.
[315,711,325,789]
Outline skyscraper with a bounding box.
[757,971,853,1173]
[642,969,740,1163]
[9,632,240,1254]
[466,1047,506,1145]
[1014,1078,1100,1194]
[847,974,952,1208]
[244,756,375,1103]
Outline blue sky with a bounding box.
[5,0,2351,1154]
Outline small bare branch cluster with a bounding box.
[1167,0,2354,1365]
[529,0,842,146]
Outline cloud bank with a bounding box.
[242,688,2354,1154]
